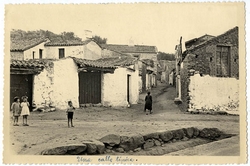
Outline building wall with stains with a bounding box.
[101,67,139,107]
[189,74,239,113]
[33,58,79,110]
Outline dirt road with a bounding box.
[9,82,239,155]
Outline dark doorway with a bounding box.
[10,74,33,110]
[79,72,101,104]
[39,49,43,59]
[127,74,131,103]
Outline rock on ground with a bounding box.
[143,139,155,149]
[172,129,185,140]
[199,128,222,140]
[119,135,145,152]
[159,131,173,142]
[143,132,160,140]
[82,140,105,154]
[99,134,120,146]
[41,144,87,155]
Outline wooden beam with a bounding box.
[10,68,43,75]
[78,67,115,73]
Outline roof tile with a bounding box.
[101,44,157,53]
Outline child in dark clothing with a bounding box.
[144,92,153,114]
[66,101,75,127]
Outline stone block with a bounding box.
[99,134,120,146]
[142,139,154,149]
[159,131,173,142]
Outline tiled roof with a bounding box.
[101,44,157,53]
[185,34,215,47]
[72,57,117,69]
[186,26,238,52]
[72,56,136,69]
[97,56,136,66]
[10,59,45,69]
[10,38,47,51]
[45,39,91,46]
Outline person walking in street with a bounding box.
[11,97,21,126]
[144,92,153,115]
[66,101,75,128]
[20,96,30,126]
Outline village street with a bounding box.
[9,82,239,155]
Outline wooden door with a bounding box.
[127,75,131,103]
[10,74,33,110]
[79,72,101,104]
[216,46,230,77]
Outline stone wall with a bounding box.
[102,67,139,107]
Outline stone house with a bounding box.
[10,56,139,110]
[177,26,239,114]
[101,44,158,92]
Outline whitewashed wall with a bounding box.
[24,42,46,60]
[33,58,79,110]
[45,45,84,59]
[45,41,102,60]
[53,58,79,109]
[189,74,239,113]
[102,67,139,107]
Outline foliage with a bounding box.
[11,29,83,43]
[157,52,175,61]
[91,35,107,44]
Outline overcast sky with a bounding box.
[5,3,241,53]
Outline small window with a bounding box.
[32,51,35,59]
[59,48,65,59]
[39,49,43,59]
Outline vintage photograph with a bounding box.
[3,2,246,164]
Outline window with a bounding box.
[216,46,230,77]
[32,51,35,59]
[59,48,65,59]
[39,49,43,59]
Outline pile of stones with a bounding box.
[40,127,229,155]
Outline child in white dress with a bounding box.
[20,96,30,126]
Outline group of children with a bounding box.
[11,96,75,127]
[11,92,152,127]
[11,96,30,126]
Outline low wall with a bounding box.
[188,74,239,114]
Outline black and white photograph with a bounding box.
[2,1,247,164]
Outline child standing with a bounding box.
[66,101,75,128]
[20,96,30,126]
[11,97,21,126]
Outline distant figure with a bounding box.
[144,92,153,114]
[20,96,30,126]
[11,97,21,126]
[66,101,75,128]
[169,71,174,85]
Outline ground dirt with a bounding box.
[9,82,239,155]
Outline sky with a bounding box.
[5,3,241,53]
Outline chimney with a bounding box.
[84,30,92,40]
[128,37,134,46]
